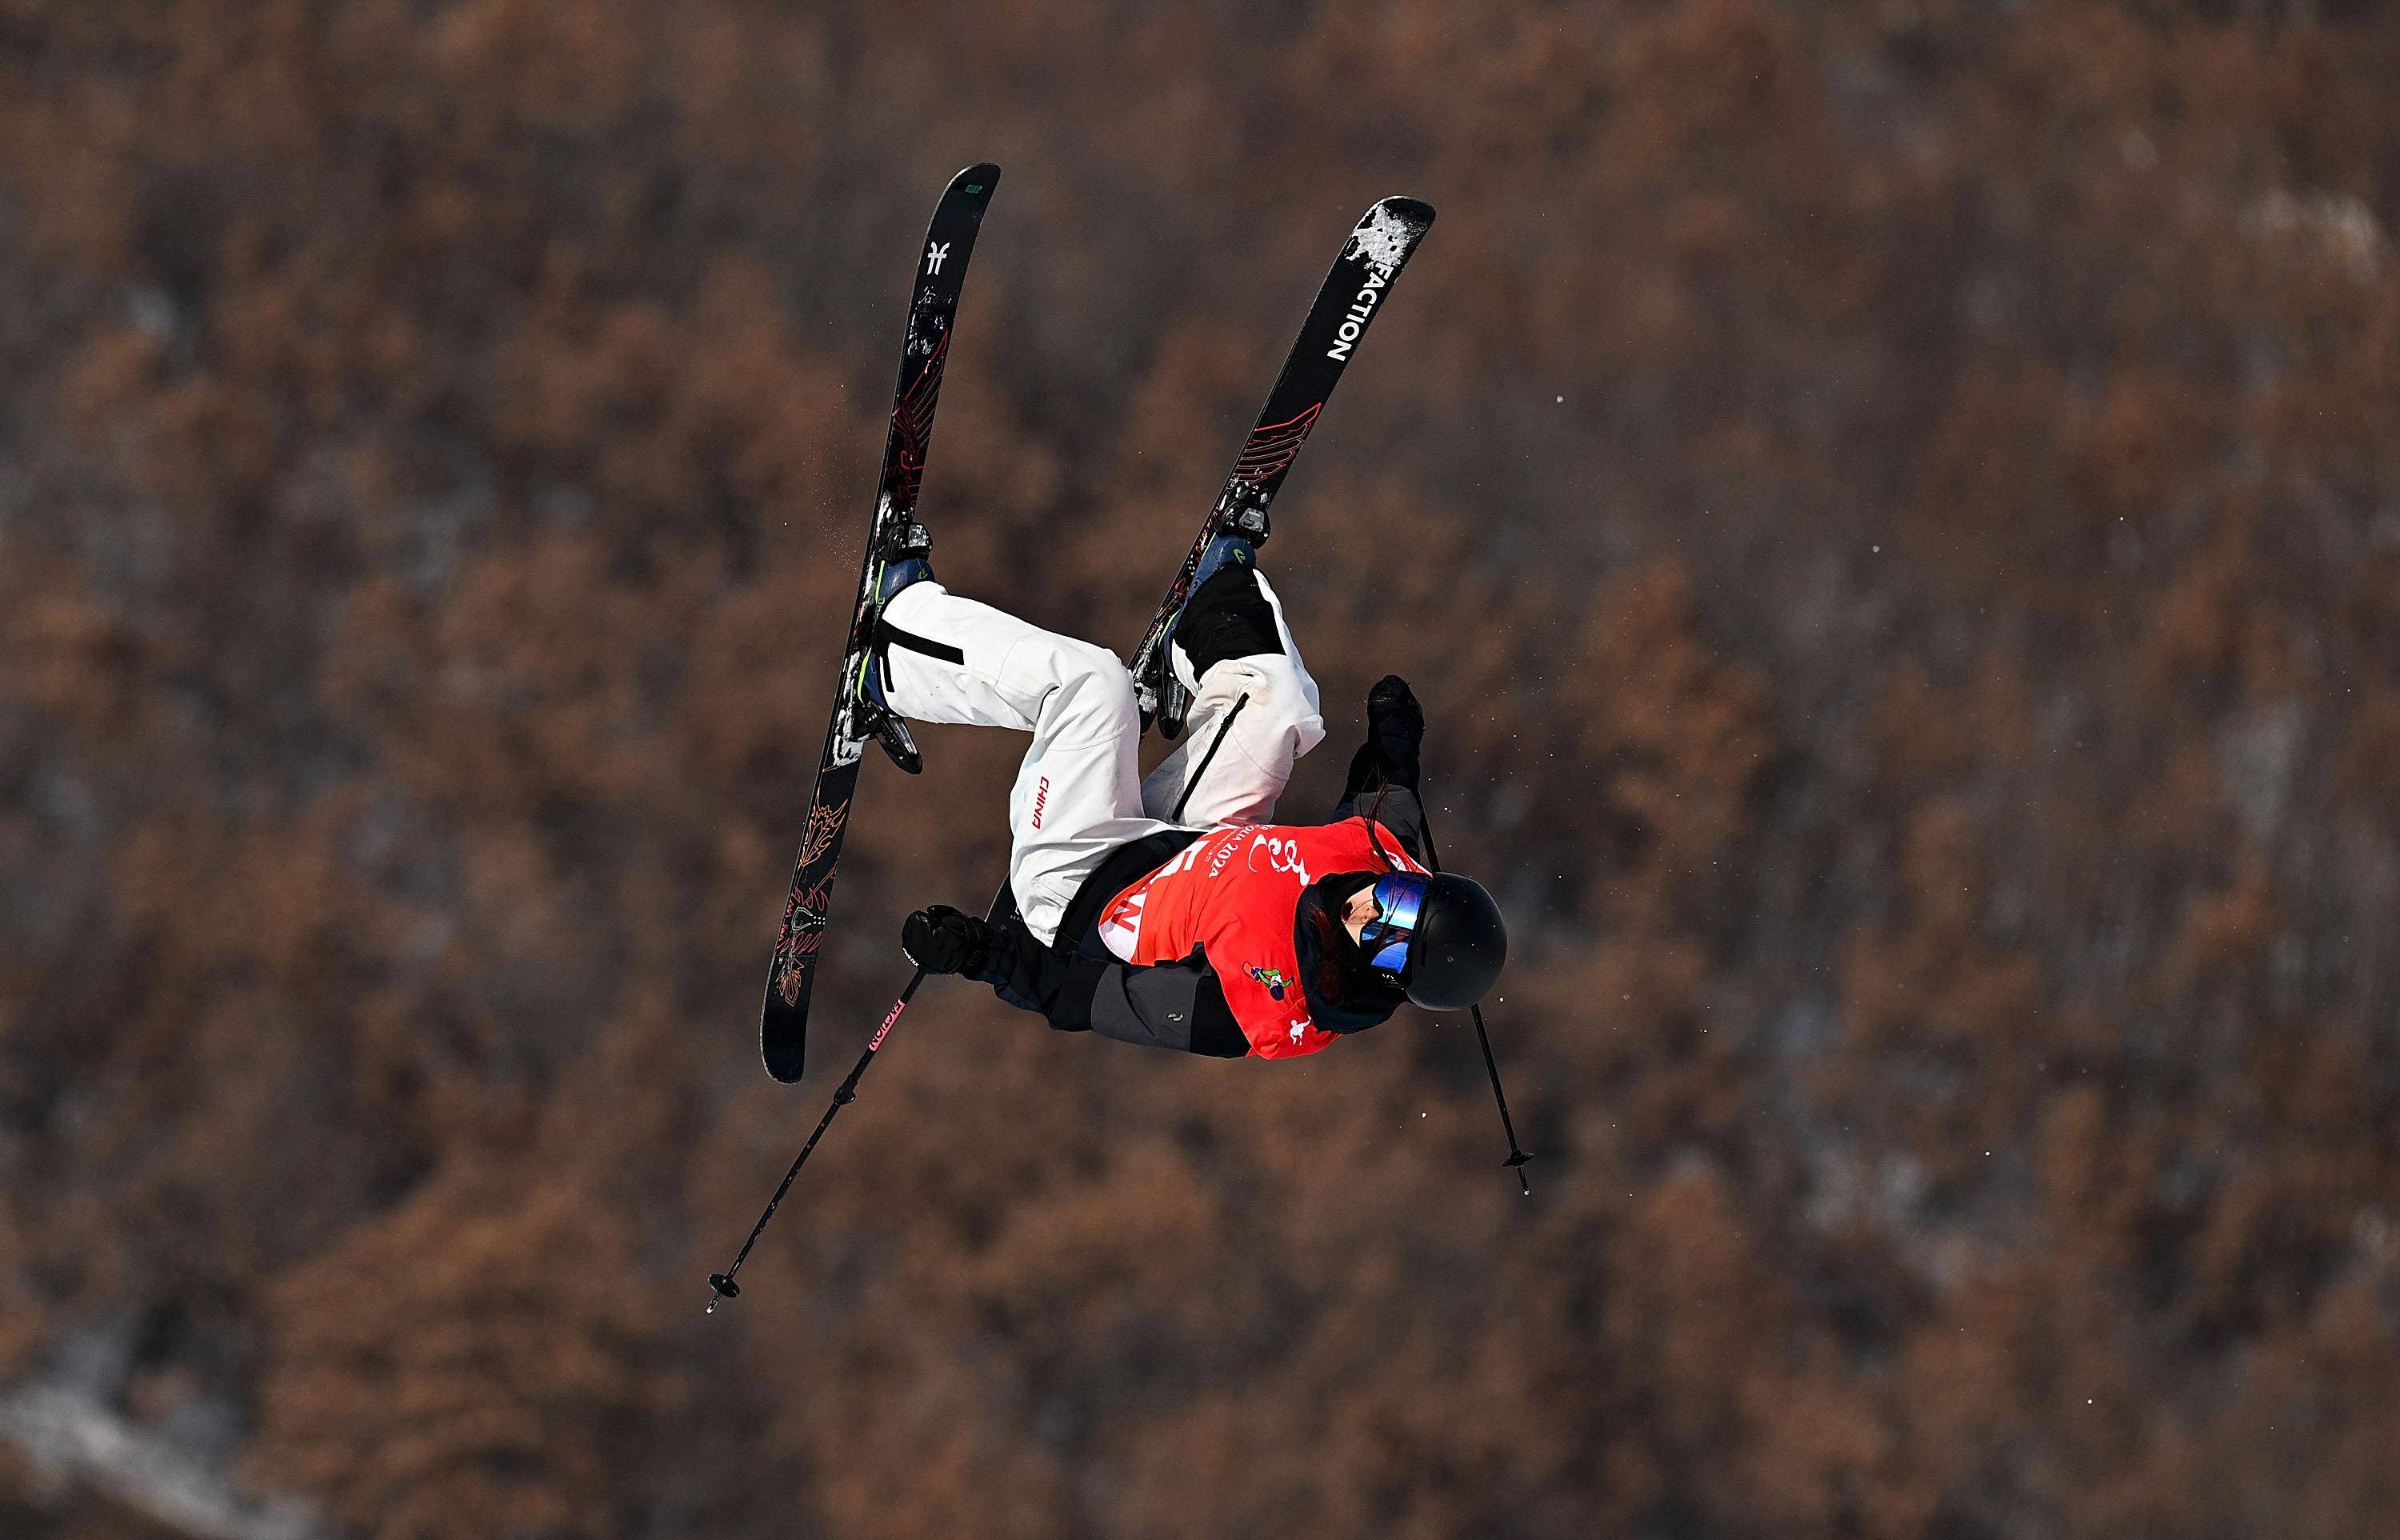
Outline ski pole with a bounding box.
[707,968,928,1312]
[1413,803,1534,1194]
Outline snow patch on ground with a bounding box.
[0,1383,325,1540]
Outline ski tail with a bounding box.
[1130,196,1435,735]
[760,162,1002,1083]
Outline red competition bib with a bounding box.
[1098,818,1429,1058]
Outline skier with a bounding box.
[866,526,1508,1059]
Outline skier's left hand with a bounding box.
[902,905,994,976]
[1366,674,1424,789]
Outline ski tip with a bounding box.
[953,162,1002,198]
[1349,198,1435,269]
[762,1018,808,1083]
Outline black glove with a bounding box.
[1366,674,1423,789]
[902,905,994,976]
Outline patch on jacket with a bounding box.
[1248,964,1292,1001]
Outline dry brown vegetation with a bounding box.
[5,2,2398,1536]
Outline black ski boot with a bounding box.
[846,520,938,774]
[1168,552,1285,688]
[1186,503,1269,595]
[1151,505,1270,727]
[873,520,937,609]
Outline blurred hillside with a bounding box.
[4,2,2398,1537]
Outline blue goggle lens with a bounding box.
[1359,873,1430,980]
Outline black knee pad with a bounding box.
[1175,565,1283,679]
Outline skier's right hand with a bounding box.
[902,905,994,976]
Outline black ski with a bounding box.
[1128,196,1435,737]
[760,163,1000,1083]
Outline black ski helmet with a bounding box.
[1357,870,1509,1012]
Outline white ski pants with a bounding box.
[879,576,1326,944]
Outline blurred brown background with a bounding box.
[4,2,2398,1537]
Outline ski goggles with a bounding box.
[1358,872,1431,985]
